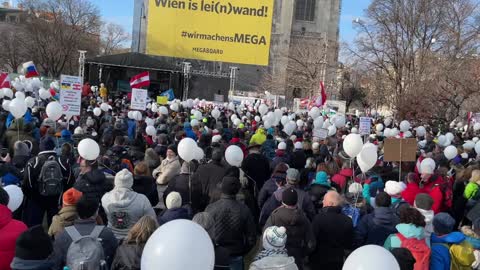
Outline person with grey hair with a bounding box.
[193,212,231,270]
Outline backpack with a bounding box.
[342,205,360,227]
[391,200,409,218]
[65,225,107,270]
[440,241,476,270]
[396,233,430,270]
[38,156,64,196]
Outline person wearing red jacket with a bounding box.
[402,159,445,214]
[0,187,28,270]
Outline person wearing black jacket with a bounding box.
[22,136,72,227]
[205,176,256,270]
[309,191,353,270]
[132,161,159,207]
[74,159,112,204]
[241,143,271,193]
[163,160,200,212]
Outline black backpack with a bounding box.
[38,156,64,196]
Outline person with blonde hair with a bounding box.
[111,216,158,270]
[464,169,480,201]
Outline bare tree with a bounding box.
[16,0,101,77]
[0,24,29,72]
[100,22,130,55]
[347,0,480,122]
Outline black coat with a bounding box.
[264,206,316,268]
[132,175,158,207]
[353,207,399,248]
[157,207,192,226]
[74,169,113,204]
[289,150,307,170]
[164,173,202,212]
[205,195,257,256]
[242,152,271,191]
[309,206,353,269]
[192,161,228,210]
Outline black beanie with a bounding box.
[221,176,241,196]
[0,186,9,206]
[15,225,53,260]
[167,144,177,155]
[282,187,298,207]
[211,148,223,162]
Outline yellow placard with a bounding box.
[157,96,168,104]
[146,0,274,66]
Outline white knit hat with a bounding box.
[348,182,363,194]
[212,135,222,143]
[263,226,287,250]
[385,180,406,196]
[166,192,182,209]
[278,142,286,150]
[114,169,133,189]
[294,142,303,150]
[74,127,84,135]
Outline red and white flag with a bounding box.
[315,81,327,107]
[130,71,150,89]
[0,72,11,88]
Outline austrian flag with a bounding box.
[0,73,11,88]
[130,71,150,89]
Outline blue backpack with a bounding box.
[342,205,361,227]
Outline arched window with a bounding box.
[295,0,316,21]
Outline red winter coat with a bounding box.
[0,204,27,270]
[401,175,444,214]
[331,168,353,191]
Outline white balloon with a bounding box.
[391,128,400,137]
[170,103,179,112]
[225,145,244,167]
[4,185,23,212]
[46,101,63,121]
[186,99,194,108]
[3,88,13,99]
[283,121,296,136]
[475,141,480,155]
[384,117,392,127]
[254,116,261,122]
[357,143,378,173]
[420,158,436,174]
[133,111,142,121]
[194,111,203,120]
[334,115,346,128]
[399,120,411,132]
[146,126,156,136]
[457,122,464,128]
[343,245,400,270]
[296,119,304,128]
[145,117,155,126]
[194,147,205,160]
[25,96,35,108]
[464,140,475,150]
[445,132,454,142]
[157,106,168,115]
[15,91,25,100]
[376,123,384,132]
[211,109,220,119]
[436,135,446,146]
[141,220,214,270]
[178,138,197,162]
[281,115,289,126]
[77,138,100,161]
[314,117,324,129]
[328,125,337,137]
[191,119,199,127]
[9,98,28,119]
[39,88,51,100]
[416,126,426,137]
[343,134,363,158]
[228,102,235,111]
[351,127,358,134]
[258,104,268,116]
[309,107,321,119]
[0,88,4,98]
[274,108,283,119]
[474,123,480,132]
[230,114,238,122]
[444,145,458,160]
[100,102,109,112]
[473,137,479,143]
[233,118,241,126]
[383,128,391,138]
[93,107,102,117]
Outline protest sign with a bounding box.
[313,128,328,139]
[359,117,372,135]
[60,75,82,115]
[157,96,168,105]
[131,88,148,110]
[383,138,417,162]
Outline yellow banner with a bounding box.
[146,0,274,66]
[157,96,168,104]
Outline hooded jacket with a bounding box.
[74,169,112,203]
[164,162,202,210]
[249,256,298,270]
[264,206,315,267]
[153,156,181,185]
[250,128,266,146]
[192,160,228,210]
[430,232,469,270]
[261,138,276,161]
[0,205,28,270]
[242,151,271,193]
[101,187,156,239]
[384,223,428,249]
[4,119,38,156]
[331,168,353,191]
[184,123,198,141]
[401,174,445,214]
[417,207,435,240]
[354,207,400,248]
[47,205,78,237]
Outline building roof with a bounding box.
[86,52,180,72]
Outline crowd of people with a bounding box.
[0,88,479,270]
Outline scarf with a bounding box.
[253,248,288,262]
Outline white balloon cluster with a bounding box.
[178,138,204,162]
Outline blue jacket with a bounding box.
[184,128,197,141]
[261,139,276,160]
[6,110,32,129]
[127,120,136,141]
[384,223,428,249]
[430,232,466,270]
[157,207,191,226]
[354,207,400,248]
